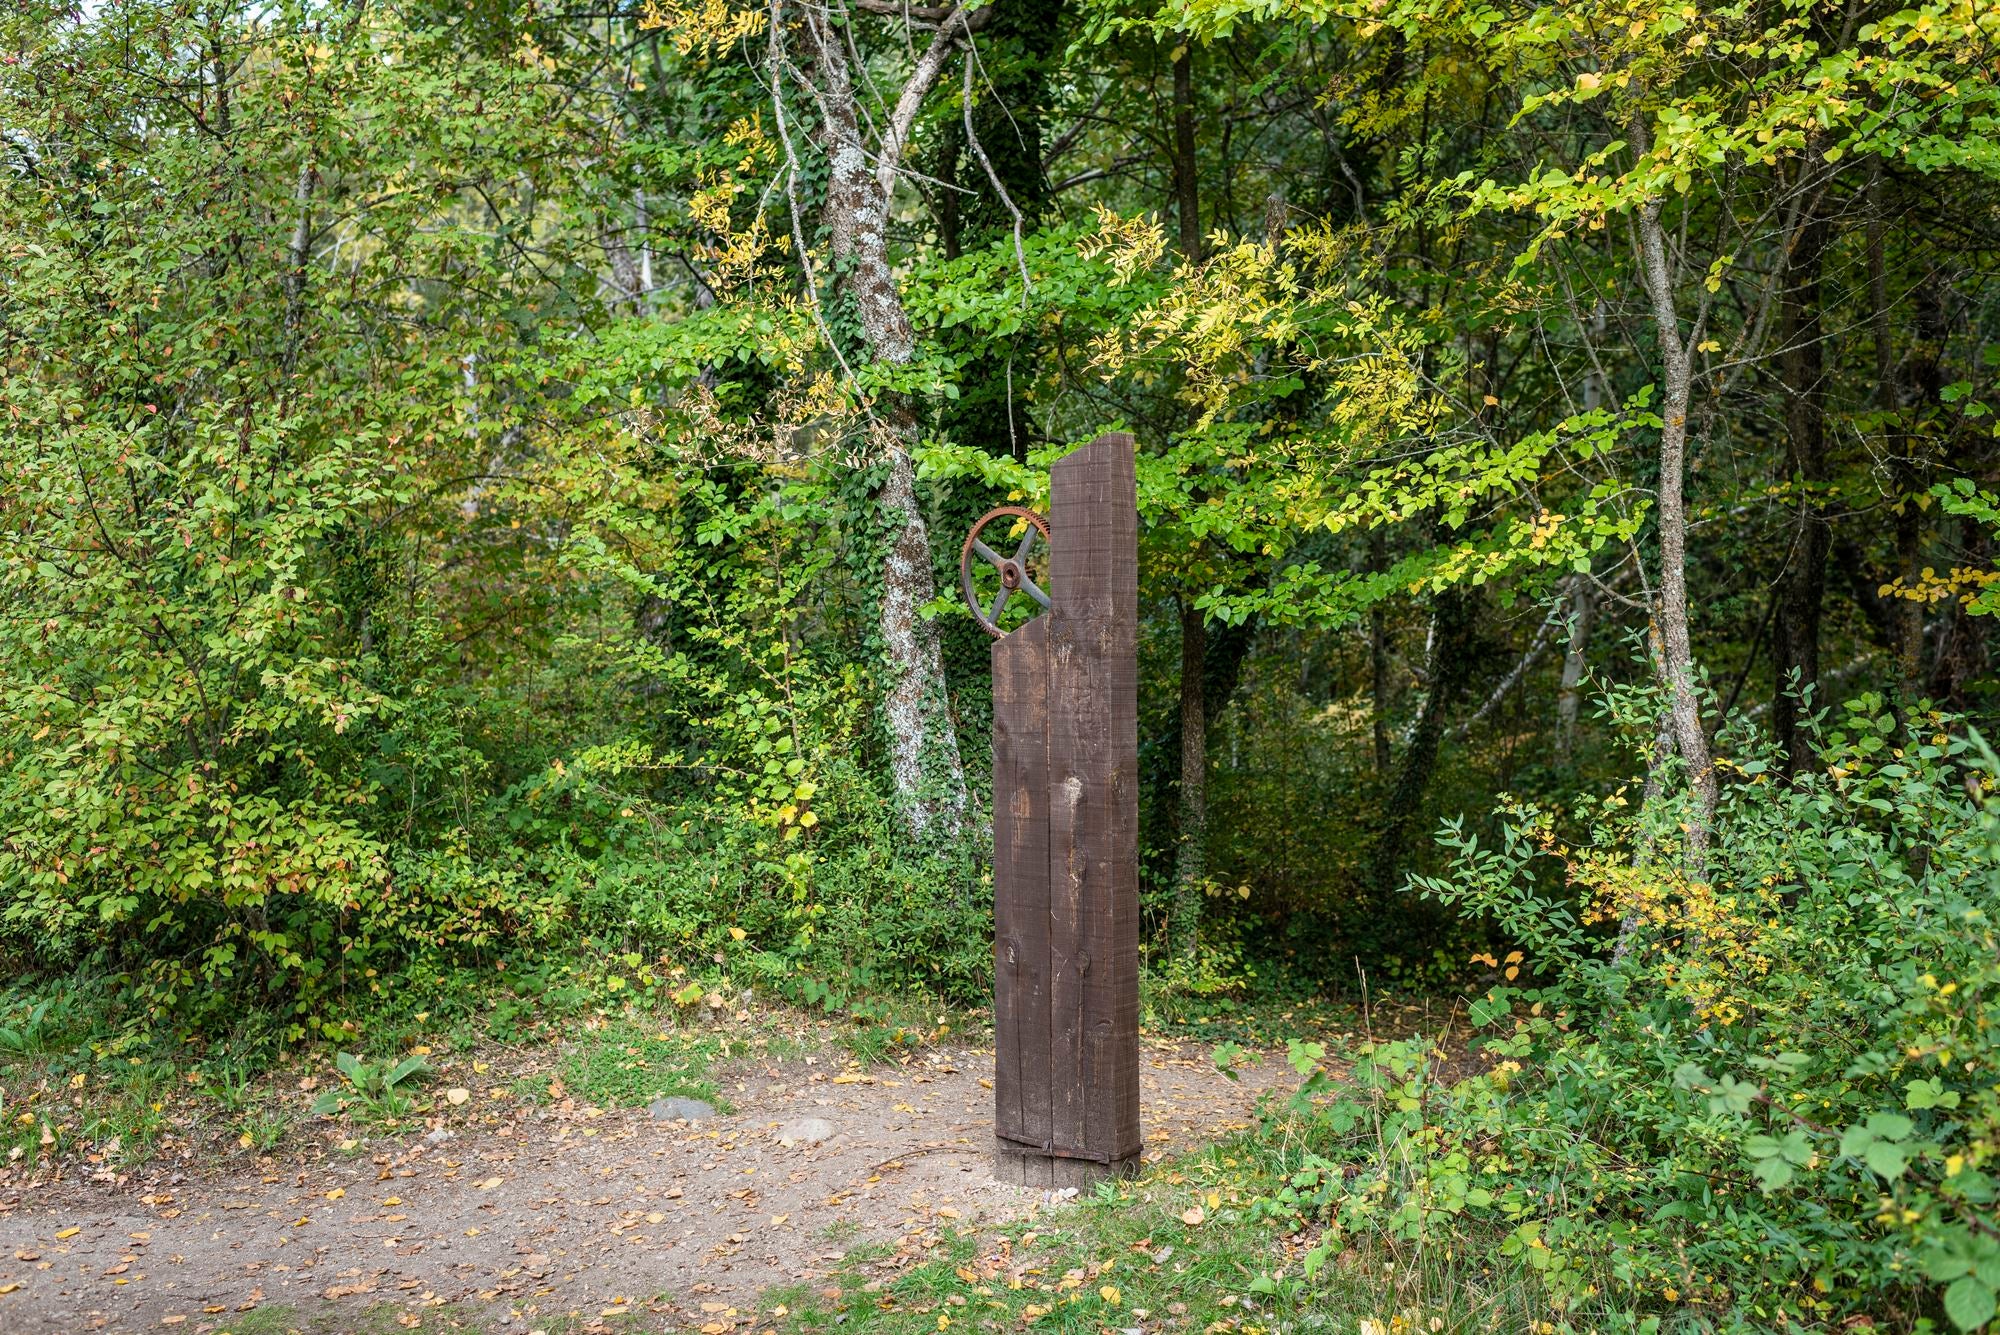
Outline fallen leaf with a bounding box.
[477,1177,504,1190]
[445,1088,470,1106]
[1181,1207,1205,1226]
[55,1228,79,1240]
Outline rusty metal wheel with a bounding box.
[960,506,1052,639]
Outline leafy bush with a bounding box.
[1270,697,2000,1332]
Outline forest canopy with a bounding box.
[4,0,2000,1328]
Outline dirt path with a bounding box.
[0,1039,1291,1333]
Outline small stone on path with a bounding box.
[775,1117,835,1147]
[648,1096,716,1122]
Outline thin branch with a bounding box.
[960,55,1031,301]
[873,3,989,200]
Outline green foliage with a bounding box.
[553,1020,720,1109]
[1265,702,2000,1329]
[310,1051,432,1120]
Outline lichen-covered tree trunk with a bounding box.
[799,3,972,843]
[1634,159,1719,840]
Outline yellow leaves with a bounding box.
[324,1187,344,1200]
[476,1176,504,1190]
[1875,565,1999,605]
[637,0,766,55]
[1099,1286,1122,1306]
[444,1087,470,1106]
[728,926,747,942]
[1077,204,1167,288]
[55,1229,79,1241]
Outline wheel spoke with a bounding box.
[961,508,1050,638]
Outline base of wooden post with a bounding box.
[992,1138,1141,1190]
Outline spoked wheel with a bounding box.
[960,506,1052,639]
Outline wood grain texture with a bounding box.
[991,432,1139,1185]
[991,616,1052,1151]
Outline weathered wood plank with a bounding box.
[988,431,1139,1185]
[991,616,1052,1152]
[1045,432,1141,1171]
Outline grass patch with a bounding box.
[552,1017,726,1108]
[775,1135,1558,1335]
[219,1301,523,1334]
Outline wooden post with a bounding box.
[991,432,1140,1187]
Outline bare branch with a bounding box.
[960,55,1031,299]
[874,3,990,200]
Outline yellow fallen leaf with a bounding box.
[325,1188,344,1200]
[477,1177,504,1190]
[1100,1286,1121,1306]
[382,1197,402,1206]
[55,1228,79,1240]
[445,1088,471,1106]
[0,1283,19,1295]
[729,927,747,942]
[646,1212,665,1225]
[1180,1206,1205,1226]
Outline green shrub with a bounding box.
[1271,696,2000,1332]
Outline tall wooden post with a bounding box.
[988,433,1140,1186]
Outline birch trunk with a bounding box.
[1634,169,1719,839]
[796,3,973,843]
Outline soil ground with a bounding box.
[0,1038,1293,1334]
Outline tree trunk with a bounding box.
[1171,45,1200,263]
[799,5,971,843]
[1634,173,1719,838]
[1369,589,1475,898]
[1170,598,1208,953]
[1369,530,1391,773]
[1772,203,1831,776]
[934,0,1064,461]
[1905,273,1948,699]
[1555,574,1596,763]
